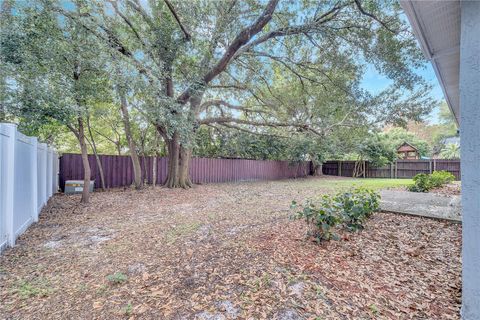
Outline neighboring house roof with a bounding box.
[400,1,460,126]
[441,136,460,145]
[397,142,418,152]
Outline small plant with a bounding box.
[369,303,379,315]
[291,198,341,241]
[106,272,128,284]
[123,303,133,316]
[13,279,54,299]
[335,188,380,232]
[429,170,455,187]
[408,173,431,192]
[292,188,380,241]
[408,171,455,192]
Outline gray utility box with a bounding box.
[64,180,95,194]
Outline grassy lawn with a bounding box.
[0,176,460,319]
[305,177,414,191]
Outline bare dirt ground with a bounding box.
[0,177,461,319]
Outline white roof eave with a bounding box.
[400,0,460,126]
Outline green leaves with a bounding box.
[333,188,380,232]
[408,171,455,192]
[292,188,380,242]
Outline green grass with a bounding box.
[13,278,54,299]
[307,178,413,191]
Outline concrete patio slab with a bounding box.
[380,190,461,222]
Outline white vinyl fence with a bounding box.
[0,123,58,253]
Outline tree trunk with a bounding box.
[116,142,122,156]
[165,133,180,188]
[118,88,143,189]
[178,146,192,188]
[152,132,160,186]
[86,116,106,191]
[77,117,91,204]
[313,163,323,176]
[152,156,157,186]
[164,133,192,189]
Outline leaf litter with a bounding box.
[0,177,461,319]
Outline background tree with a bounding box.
[2,3,110,203]
[51,0,434,188]
[440,143,460,159]
[380,128,430,158]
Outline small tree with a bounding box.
[440,143,460,159]
[3,4,109,203]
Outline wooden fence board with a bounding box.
[59,154,461,191]
[59,154,312,190]
[323,159,460,180]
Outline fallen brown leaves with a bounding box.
[0,177,461,319]
[430,182,461,196]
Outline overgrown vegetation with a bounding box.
[291,188,380,242]
[2,0,436,200]
[407,171,455,192]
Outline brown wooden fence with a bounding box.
[59,153,312,190]
[322,159,461,180]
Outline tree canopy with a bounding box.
[1,0,437,194]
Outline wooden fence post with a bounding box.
[429,160,433,174]
[433,158,437,172]
[395,160,398,179]
[338,161,342,176]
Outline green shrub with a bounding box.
[408,173,432,192]
[291,198,341,241]
[408,171,455,192]
[334,188,380,231]
[291,188,380,241]
[429,170,455,187]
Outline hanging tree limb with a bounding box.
[164,0,191,41]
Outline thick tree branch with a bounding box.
[177,0,280,104]
[200,99,268,114]
[231,1,351,60]
[208,123,290,139]
[199,116,324,136]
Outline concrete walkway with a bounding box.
[380,190,461,222]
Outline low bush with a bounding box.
[408,173,431,192]
[334,188,380,232]
[291,198,341,241]
[429,171,455,187]
[291,188,380,242]
[408,171,455,192]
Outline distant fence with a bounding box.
[0,123,58,253]
[59,153,312,190]
[323,159,461,180]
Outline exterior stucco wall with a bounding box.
[460,1,480,319]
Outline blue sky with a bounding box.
[360,63,444,124]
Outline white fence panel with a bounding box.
[13,131,35,238]
[0,123,58,253]
[37,143,47,212]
